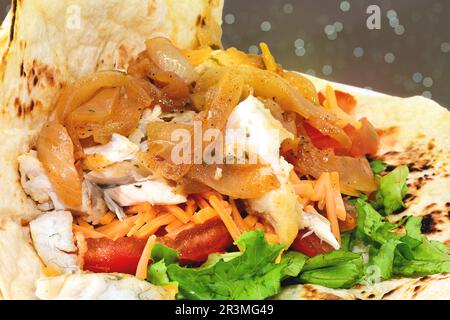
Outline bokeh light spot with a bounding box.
[322,65,333,76]
[412,72,423,83]
[340,1,351,12]
[423,77,434,88]
[384,53,395,63]
[295,47,306,57]
[248,45,259,54]
[260,21,272,32]
[353,47,364,58]
[394,25,405,35]
[294,38,305,48]
[283,3,294,14]
[441,42,450,53]
[224,14,235,25]
[422,91,432,99]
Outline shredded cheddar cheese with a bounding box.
[42,266,62,277]
[330,172,347,221]
[244,215,258,229]
[166,222,196,239]
[135,235,156,280]
[73,224,107,239]
[209,195,241,241]
[135,213,177,239]
[192,207,218,224]
[164,205,192,224]
[99,212,116,225]
[260,42,278,72]
[230,199,249,233]
[97,215,139,240]
[127,209,156,237]
[325,85,362,129]
[165,219,184,234]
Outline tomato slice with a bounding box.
[83,218,234,274]
[290,229,335,257]
[84,237,147,274]
[162,218,233,265]
[318,90,357,114]
[345,118,379,157]
[305,119,379,157]
[335,91,357,114]
[304,122,344,151]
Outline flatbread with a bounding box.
[1,0,448,300]
[275,76,450,300]
[0,0,223,300]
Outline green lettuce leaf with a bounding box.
[354,198,401,245]
[369,239,400,280]
[147,243,180,287]
[354,198,450,280]
[147,231,307,300]
[370,160,388,174]
[373,165,409,214]
[299,251,364,289]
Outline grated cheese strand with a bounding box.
[99,212,116,225]
[73,224,107,239]
[134,213,176,238]
[324,174,341,244]
[209,195,241,241]
[325,85,361,129]
[165,205,191,224]
[330,172,347,221]
[165,219,184,234]
[166,222,196,239]
[96,215,139,240]
[135,235,156,280]
[127,208,156,237]
[230,199,249,233]
[260,42,278,72]
[192,207,218,224]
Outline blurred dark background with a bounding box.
[1,0,449,107]
[222,0,450,108]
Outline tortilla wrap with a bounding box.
[0,0,448,300]
[275,77,450,300]
[0,0,223,299]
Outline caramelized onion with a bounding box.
[232,66,351,149]
[201,70,244,132]
[140,71,244,182]
[93,92,144,145]
[68,88,119,123]
[55,71,129,123]
[138,142,192,181]
[212,48,265,69]
[37,122,83,208]
[145,37,198,84]
[285,124,377,193]
[187,164,280,199]
[282,71,319,105]
[147,121,194,142]
[128,52,189,111]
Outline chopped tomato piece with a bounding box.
[83,218,233,274]
[84,237,147,274]
[162,218,233,265]
[290,229,334,257]
[345,117,380,157]
[318,90,357,114]
[304,122,344,151]
[304,118,379,157]
[335,91,357,114]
